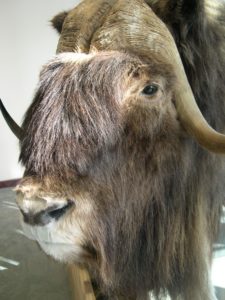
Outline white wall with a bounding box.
[0,0,80,181]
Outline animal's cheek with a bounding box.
[121,95,172,137]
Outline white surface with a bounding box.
[0,0,80,181]
[212,256,225,288]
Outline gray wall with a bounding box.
[0,0,80,181]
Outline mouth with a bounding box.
[20,219,83,263]
[21,221,69,243]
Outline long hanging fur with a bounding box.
[19,1,225,299]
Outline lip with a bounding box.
[19,217,84,263]
[21,220,74,245]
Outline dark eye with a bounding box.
[142,84,159,95]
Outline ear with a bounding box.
[50,11,69,34]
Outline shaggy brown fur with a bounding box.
[19,0,225,299]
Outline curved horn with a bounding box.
[0,99,23,140]
[56,0,116,53]
[89,0,225,153]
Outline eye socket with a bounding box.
[142,84,159,96]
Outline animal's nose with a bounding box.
[16,192,74,226]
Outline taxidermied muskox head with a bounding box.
[1,0,225,298]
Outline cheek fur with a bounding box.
[122,92,177,138]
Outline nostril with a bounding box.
[47,200,74,220]
[19,199,74,226]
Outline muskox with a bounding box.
[1,0,225,299]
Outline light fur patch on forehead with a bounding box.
[205,0,222,20]
[57,52,94,64]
